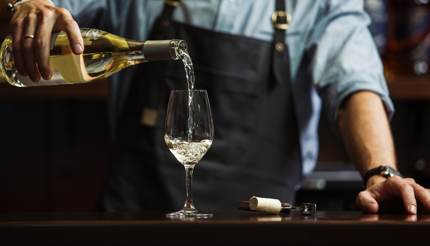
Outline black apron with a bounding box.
[102,0,302,212]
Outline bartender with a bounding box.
[1,0,429,214]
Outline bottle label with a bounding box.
[16,73,70,87]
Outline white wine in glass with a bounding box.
[164,89,214,219]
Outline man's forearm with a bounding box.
[338,91,397,184]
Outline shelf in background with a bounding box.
[387,72,430,100]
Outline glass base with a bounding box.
[166,209,213,220]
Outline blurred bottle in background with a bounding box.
[364,0,389,55]
[384,0,430,77]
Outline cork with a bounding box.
[249,196,282,214]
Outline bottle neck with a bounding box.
[140,39,187,61]
[124,39,186,63]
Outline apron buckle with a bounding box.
[271,11,291,31]
[165,0,181,7]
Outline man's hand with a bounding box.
[8,0,83,81]
[356,175,430,214]
[338,91,430,214]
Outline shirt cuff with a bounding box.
[319,73,395,129]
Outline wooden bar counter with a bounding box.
[0,211,429,245]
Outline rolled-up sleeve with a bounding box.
[308,0,394,128]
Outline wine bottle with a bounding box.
[0,28,186,87]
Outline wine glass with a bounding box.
[164,89,214,219]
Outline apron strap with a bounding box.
[149,0,181,39]
[150,0,192,38]
[138,0,182,127]
[272,0,303,178]
[272,0,292,85]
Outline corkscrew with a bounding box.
[240,196,317,216]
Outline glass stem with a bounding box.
[183,164,196,211]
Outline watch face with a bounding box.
[380,166,396,178]
[381,169,389,177]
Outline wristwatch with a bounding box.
[7,0,24,13]
[363,165,403,185]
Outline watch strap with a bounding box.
[363,165,402,186]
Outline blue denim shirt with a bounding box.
[53,0,394,175]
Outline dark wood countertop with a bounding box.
[0,211,429,245]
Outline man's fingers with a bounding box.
[387,176,417,214]
[54,8,83,54]
[22,12,41,81]
[356,190,379,213]
[10,16,26,76]
[10,3,82,82]
[34,9,56,80]
[362,176,430,214]
[411,183,430,211]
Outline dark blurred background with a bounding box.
[1,0,430,212]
